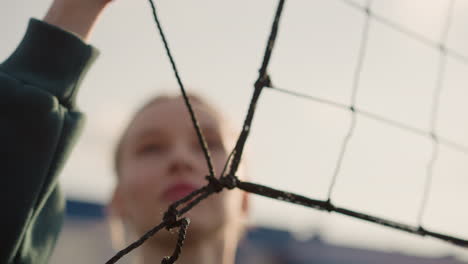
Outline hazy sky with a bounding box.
[3,0,468,260]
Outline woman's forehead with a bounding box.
[128,98,223,137]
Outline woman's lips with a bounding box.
[162,183,198,202]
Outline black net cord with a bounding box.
[106,1,287,263]
[341,0,468,65]
[227,0,286,178]
[417,0,455,227]
[106,221,168,264]
[326,0,372,200]
[106,0,468,262]
[107,168,468,264]
[267,85,468,155]
[235,180,468,247]
[146,0,216,179]
[161,218,190,264]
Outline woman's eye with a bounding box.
[137,143,165,155]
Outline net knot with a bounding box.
[439,44,446,53]
[364,7,371,16]
[324,199,335,212]
[205,175,239,193]
[219,175,238,190]
[255,73,272,89]
[417,226,427,235]
[163,206,179,229]
[205,175,224,193]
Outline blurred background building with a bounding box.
[50,199,466,264]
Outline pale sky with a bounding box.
[3,0,468,261]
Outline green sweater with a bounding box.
[0,19,97,264]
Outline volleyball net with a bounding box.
[106,0,468,263]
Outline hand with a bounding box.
[43,0,112,41]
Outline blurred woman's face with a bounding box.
[111,97,248,243]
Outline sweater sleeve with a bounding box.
[0,18,98,264]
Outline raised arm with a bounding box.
[44,0,111,41]
[0,1,110,263]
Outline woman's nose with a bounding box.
[167,143,197,176]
